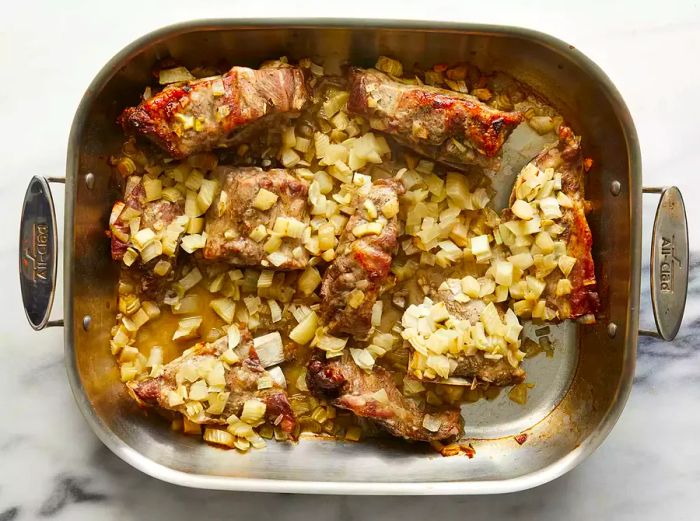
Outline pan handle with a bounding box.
[19,176,64,330]
[639,186,688,341]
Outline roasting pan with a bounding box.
[18,19,689,494]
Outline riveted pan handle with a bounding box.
[19,176,64,330]
[639,186,688,341]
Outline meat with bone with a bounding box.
[203,167,310,270]
[306,353,463,442]
[320,179,404,338]
[507,125,599,320]
[347,67,523,170]
[119,65,308,159]
[129,328,297,436]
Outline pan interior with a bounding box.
[66,22,638,490]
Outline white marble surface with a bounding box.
[2,0,700,519]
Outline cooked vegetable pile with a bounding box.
[108,55,598,454]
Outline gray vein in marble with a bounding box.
[38,476,107,518]
[0,508,19,521]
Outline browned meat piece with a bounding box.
[507,126,599,320]
[119,65,308,159]
[306,353,463,442]
[110,176,184,261]
[203,167,310,270]
[347,67,523,170]
[109,175,185,295]
[320,179,405,338]
[432,286,525,386]
[129,328,296,436]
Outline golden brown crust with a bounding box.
[347,67,523,170]
[119,66,308,158]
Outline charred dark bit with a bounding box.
[119,65,308,159]
[347,67,523,170]
[320,179,405,338]
[306,353,463,442]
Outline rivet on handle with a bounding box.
[610,180,621,196]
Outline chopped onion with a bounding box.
[172,316,202,341]
[203,427,236,448]
[159,66,195,85]
[267,366,286,387]
[512,199,535,220]
[422,414,442,433]
[253,332,285,368]
[350,348,375,371]
[241,399,266,425]
[178,267,202,291]
[289,310,318,345]
[252,188,278,210]
[371,301,383,327]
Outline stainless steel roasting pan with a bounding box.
[18,19,689,494]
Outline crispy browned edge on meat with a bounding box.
[320,179,405,338]
[508,126,599,319]
[129,329,297,437]
[347,67,523,170]
[203,167,310,270]
[306,353,463,442]
[119,66,308,159]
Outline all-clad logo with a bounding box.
[659,235,681,293]
[23,222,50,283]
